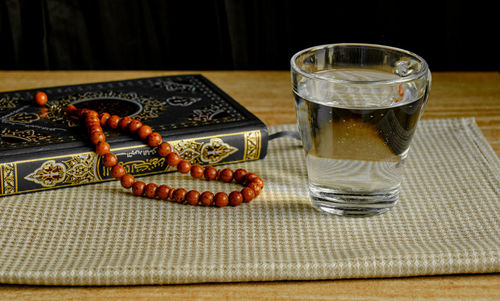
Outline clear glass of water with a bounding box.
[291,43,431,217]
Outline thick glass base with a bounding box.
[309,184,399,217]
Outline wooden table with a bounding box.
[0,71,498,300]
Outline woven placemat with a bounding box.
[0,118,499,285]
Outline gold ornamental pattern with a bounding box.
[24,160,66,187]
[244,130,261,161]
[173,140,204,165]
[7,112,40,124]
[63,154,99,185]
[24,154,99,187]
[0,95,22,111]
[1,128,53,143]
[1,163,16,195]
[200,138,238,164]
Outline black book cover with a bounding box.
[0,75,268,196]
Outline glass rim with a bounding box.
[290,43,429,85]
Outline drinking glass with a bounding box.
[291,43,431,216]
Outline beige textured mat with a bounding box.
[0,118,499,285]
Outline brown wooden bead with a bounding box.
[76,108,86,117]
[204,166,217,181]
[168,187,176,199]
[214,192,229,207]
[249,177,264,188]
[241,187,255,203]
[177,160,191,174]
[220,168,234,183]
[156,185,170,200]
[111,164,126,179]
[158,142,172,157]
[137,125,152,140]
[77,108,90,118]
[90,131,105,145]
[147,132,162,147]
[87,120,100,128]
[233,169,247,183]
[128,119,143,134]
[35,91,48,106]
[89,122,102,131]
[173,188,187,203]
[186,190,200,206]
[102,153,118,167]
[119,116,132,132]
[107,115,121,129]
[88,125,103,135]
[245,172,259,184]
[87,126,102,135]
[145,183,158,198]
[190,165,204,178]
[247,182,261,196]
[166,152,181,167]
[120,174,135,189]
[200,191,214,206]
[95,141,111,156]
[229,191,243,206]
[86,118,101,125]
[86,115,100,125]
[99,113,110,126]
[132,181,146,196]
[85,110,99,118]
[66,105,78,116]
[84,110,98,118]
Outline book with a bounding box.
[0,75,268,196]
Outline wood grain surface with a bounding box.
[0,71,499,300]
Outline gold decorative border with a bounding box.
[244,130,262,161]
[1,163,17,195]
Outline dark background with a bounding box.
[0,0,498,71]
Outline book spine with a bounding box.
[0,127,266,196]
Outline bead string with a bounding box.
[36,92,264,207]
